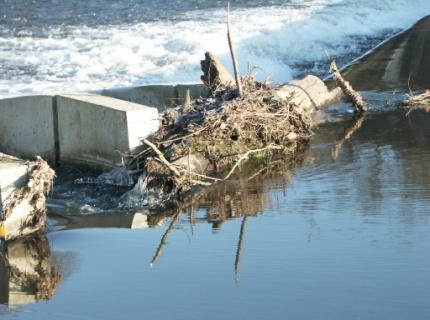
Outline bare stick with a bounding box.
[227,2,243,96]
[144,139,213,187]
[143,139,181,177]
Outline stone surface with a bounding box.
[95,84,209,113]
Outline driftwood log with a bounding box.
[275,75,342,113]
[201,52,236,95]
[329,59,367,113]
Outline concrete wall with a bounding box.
[0,91,161,171]
[95,84,210,112]
[0,95,56,163]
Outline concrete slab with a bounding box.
[56,93,159,171]
[0,95,55,164]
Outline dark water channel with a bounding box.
[1,100,429,319]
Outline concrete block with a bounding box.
[56,93,159,171]
[0,95,55,163]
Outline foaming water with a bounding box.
[1,0,430,98]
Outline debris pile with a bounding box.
[1,156,55,240]
[117,53,333,208]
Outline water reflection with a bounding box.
[0,234,61,307]
[146,144,312,284]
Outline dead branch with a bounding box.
[143,139,213,187]
[403,89,430,115]
[143,139,181,177]
[329,58,367,113]
[227,2,243,97]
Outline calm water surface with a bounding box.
[1,107,429,319]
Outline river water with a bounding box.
[1,0,430,319]
[2,106,430,319]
